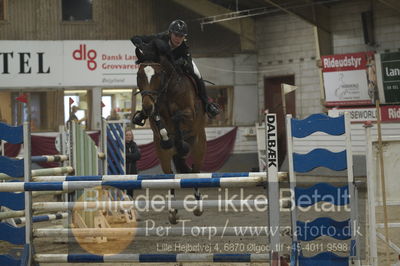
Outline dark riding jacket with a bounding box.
[130,31,193,73]
[125,140,141,174]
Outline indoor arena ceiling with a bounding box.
[172,0,400,31]
[208,0,344,11]
[208,0,400,13]
[172,0,351,34]
[170,0,400,51]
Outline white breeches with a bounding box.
[192,60,201,79]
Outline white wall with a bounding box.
[331,0,400,54]
[255,14,322,119]
[232,54,259,125]
[255,1,400,120]
[195,57,234,86]
[196,55,259,126]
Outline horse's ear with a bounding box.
[136,43,158,63]
[135,47,144,64]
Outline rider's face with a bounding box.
[170,32,185,48]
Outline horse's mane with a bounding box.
[159,56,177,76]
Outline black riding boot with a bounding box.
[132,110,147,126]
[195,77,220,118]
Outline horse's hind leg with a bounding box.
[155,145,180,224]
[191,129,207,217]
[168,188,179,224]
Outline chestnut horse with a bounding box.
[136,51,207,223]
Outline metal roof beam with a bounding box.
[171,0,255,51]
[263,0,331,33]
[377,0,400,14]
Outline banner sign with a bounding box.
[0,41,138,88]
[322,51,376,106]
[379,52,400,103]
[328,107,377,122]
[329,105,400,122]
[381,105,400,122]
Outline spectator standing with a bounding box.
[125,128,141,197]
[67,105,86,125]
[107,108,121,121]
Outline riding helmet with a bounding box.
[168,20,188,36]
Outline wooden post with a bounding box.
[375,100,391,265]
[364,122,378,266]
[265,112,280,265]
[23,121,33,264]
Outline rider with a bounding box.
[130,19,221,126]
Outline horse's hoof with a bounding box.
[193,207,203,217]
[161,139,173,149]
[168,211,179,224]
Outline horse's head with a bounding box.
[137,62,165,117]
[136,39,176,117]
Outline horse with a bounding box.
[135,43,207,224]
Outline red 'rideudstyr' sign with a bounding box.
[381,105,400,122]
[322,52,373,72]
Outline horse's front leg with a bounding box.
[154,115,173,149]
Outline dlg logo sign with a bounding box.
[72,44,97,71]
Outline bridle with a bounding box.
[137,63,174,107]
[137,62,177,138]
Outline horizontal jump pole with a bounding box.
[32,190,64,197]
[0,176,266,192]
[34,226,280,238]
[35,253,269,263]
[0,210,25,220]
[0,166,74,180]
[14,212,68,225]
[0,206,68,220]
[33,171,287,182]
[376,222,400,228]
[30,155,68,163]
[32,166,74,177]
[32,199,292,212]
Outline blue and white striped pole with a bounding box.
[35,253,269,263]
[0,176,265,192]
[33,171,287,182]
[30,155,69,163]
[32,199,275,212]
[34,226,281,238]
[15,213,68,225]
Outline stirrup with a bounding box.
[206,102,221,119]
[132,111,147,126]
